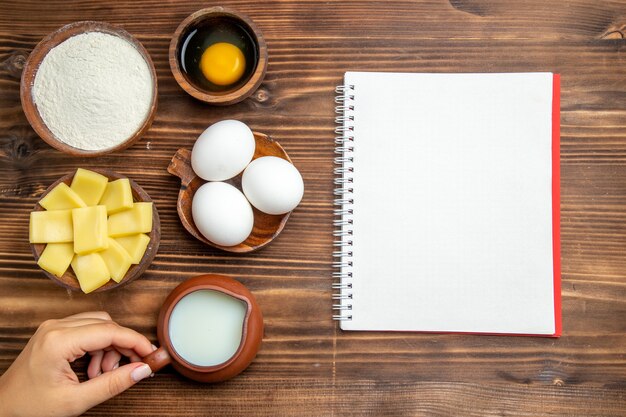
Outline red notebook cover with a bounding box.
[551,73,562,337]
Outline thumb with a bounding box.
[75,363,152,411]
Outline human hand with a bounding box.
[0,311,155,417]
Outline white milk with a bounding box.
[168,290,247,367]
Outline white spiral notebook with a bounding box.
[333,71,561,336]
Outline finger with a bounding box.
[74,362,153,413]
[56,318,113,329]
[53,313,116,329]
[102,349,122,372]
[115,346,143,363]
[77,328,150,362]
[87,350,104,379]
[116,344,157,362]
[66,322,153,359]
[62,311,113,321]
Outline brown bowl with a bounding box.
[20,21,158,156]
[142,274,264,383]
[31,169,160,292]
[168,132,291,253]
[169,7,268,105]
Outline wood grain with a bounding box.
[0,0,625,416]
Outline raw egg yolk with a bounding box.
[199,42,246,86]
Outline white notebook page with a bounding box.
[340,72,556,334]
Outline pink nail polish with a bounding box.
[151,344,158,352]
[131,364,152,382]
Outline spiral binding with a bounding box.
[333,84,355,322]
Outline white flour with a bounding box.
[33,32,153,151]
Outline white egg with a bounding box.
[192,182,254,247]
[242,156,304,215]
[191,120,255,181]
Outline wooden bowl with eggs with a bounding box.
[31,169,160,292]
[168,132,292,253]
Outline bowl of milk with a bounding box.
[143,274,263,382]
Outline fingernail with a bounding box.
[151,344,158,352]
[131,364,152,382]
[96,371,102,377]
[112,363,119,370]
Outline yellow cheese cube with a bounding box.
[29,210,73,243]
[39,183,86,210]
[70,169,108,206]
[37,243,74,277]
[108,202,153,237]
[114,233,150,264]
[99,238,133,283]
[99,179,133,214]
[71,253,110,294]
[72,206,108,255]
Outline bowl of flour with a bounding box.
[21,21,158,156]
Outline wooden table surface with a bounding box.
[1,1,625,416]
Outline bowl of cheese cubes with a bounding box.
[29,168,160,293]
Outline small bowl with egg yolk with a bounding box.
[169,7,268,105]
